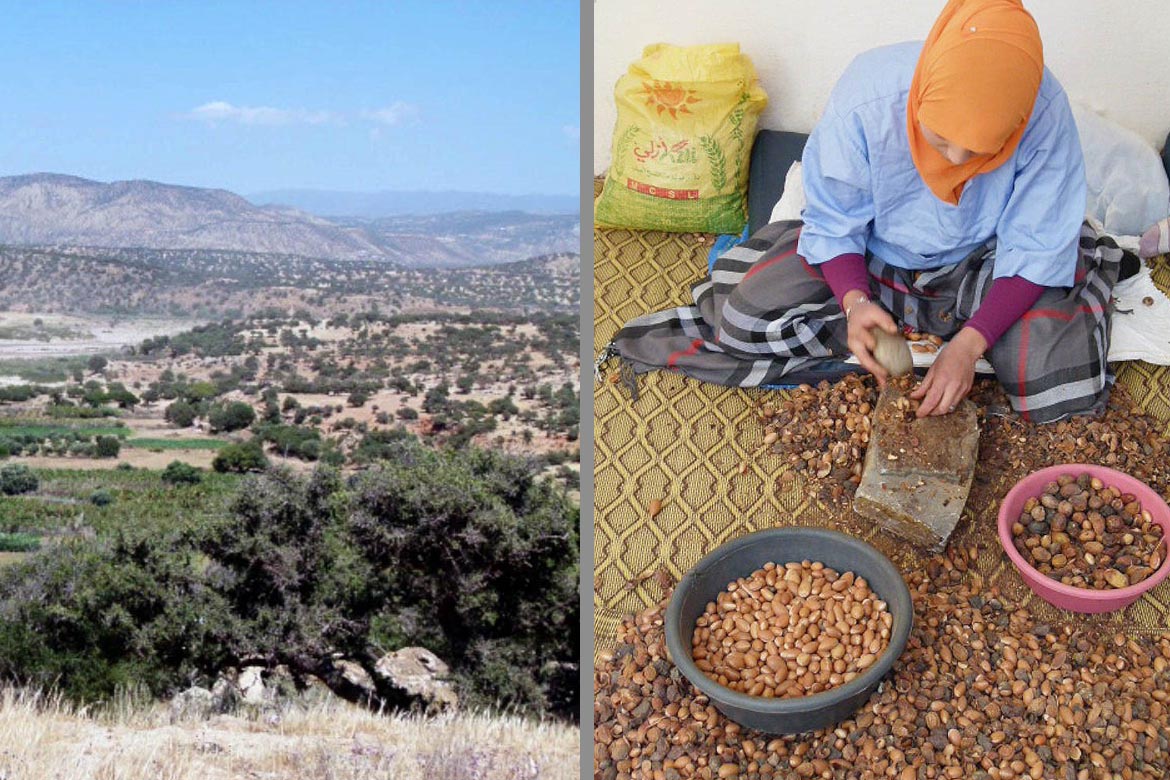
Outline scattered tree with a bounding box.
[212,441,268,473]
[164,400,198,428]
[161,461,203,486]
[0,464,38,495]
[208,402,256,433]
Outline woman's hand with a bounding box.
[842,290,899,387]
[911,327,987,416]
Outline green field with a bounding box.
[123,438,227,450]
[0,468,241,537]
[0,423,129,439]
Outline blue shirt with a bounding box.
[796,41,1086,287]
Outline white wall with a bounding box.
[594,0,1170,174]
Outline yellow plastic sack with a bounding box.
[595,43,768,234]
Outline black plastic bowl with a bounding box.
[665,527,913,734]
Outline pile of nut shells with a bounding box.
[1010,473,1166,590]
[970,383,1170,498]
[691,562,891,698]
[755,374,876,496]
[595,546,1170,780]
[757,378,1170,512]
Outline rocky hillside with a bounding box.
[0,245,579,317]
[0,174,384,260]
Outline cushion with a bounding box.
[747,130,808,235]
[769,162,804,224]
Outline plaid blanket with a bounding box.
[609,220,1124,423]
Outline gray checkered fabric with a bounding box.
[610,220,1124,423]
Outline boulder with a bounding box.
[373,647,458,714]
[169,686,215,722]
[238,665,268,706]
[332,658,378,705]
[210,674,239,713]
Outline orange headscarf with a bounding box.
[907,0,1044,205]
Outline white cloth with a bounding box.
[1072,104,1170,239]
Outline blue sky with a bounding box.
[0,1,580,196]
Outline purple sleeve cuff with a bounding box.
[965,275,1046,349]
[818,252,870,306]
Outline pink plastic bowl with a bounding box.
[997,464,1170,614]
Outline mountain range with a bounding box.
[249,188,579,218]
[335,212,580,268]
[0,174,579,267]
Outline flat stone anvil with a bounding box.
[853,383,980,551]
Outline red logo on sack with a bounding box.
[626,178,699,200]
[638,81,701,119]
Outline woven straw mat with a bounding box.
[593,177,1170,657]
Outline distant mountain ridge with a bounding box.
[0,174,579,267]
[248,188,579,219]
[0,173,383,260]
[335,211,580,269]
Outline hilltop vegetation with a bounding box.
[0,246,578,318]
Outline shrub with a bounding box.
[0,465,38,495]
[0,536,239,702]
[396,407,419,421]
[160,461,202,486]
[165,400,198,428]
[86,355,108,373]
[208,401,255,433]
[253,424,321,461]
[184,381,219,403]
[347,391,369,408]
[212,441,268,473]
[89,489,114,506]
[347,443,579,716]
[0,385,45,404]
[488,397,519,418]
[352,428,417,463]
[105,384,139,409]
[94,436,121,459]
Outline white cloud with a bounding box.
[362,102,420,126]
[186,101,341,126]
[563,124,580,142]
[184,100,419,133]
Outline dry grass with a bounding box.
[0,689,579,780]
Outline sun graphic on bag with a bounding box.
[639,80,700,119]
